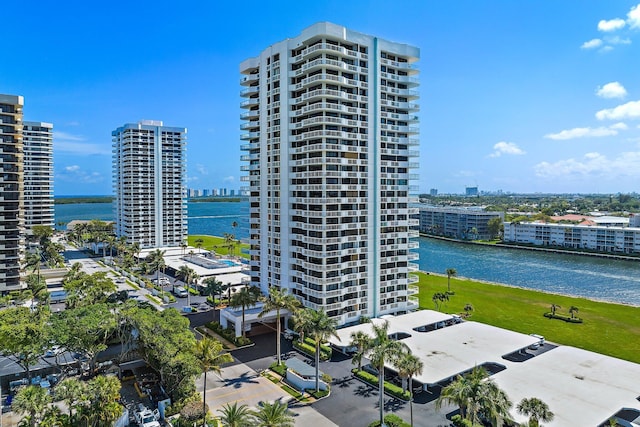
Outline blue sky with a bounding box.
[3,0,640,195]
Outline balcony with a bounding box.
[407,296,419,310]
[240,74,259,86]
[240,110,259,120]
[240,98,259,109]
[240,86,259,97]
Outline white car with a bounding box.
[44,346,64,357]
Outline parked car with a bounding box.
[529,334,545,349]
[173,286,188,298]
[44,346,64,357]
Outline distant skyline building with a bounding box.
[0,94,24,293]
[112,120,187,249]
[23,121,54,233]
[465,186,479,196]
[240,22,420,325]
[429,188,438,196]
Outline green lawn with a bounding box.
[187,235,249,259]
[415,272,640,363]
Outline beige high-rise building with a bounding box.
[23,121,54,233]
[112,120,187,249]
[240,23,420,326]
[0,94,24,292]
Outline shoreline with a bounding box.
[421,233,640,262]
[422,271,640,308]
[192,234,639,308]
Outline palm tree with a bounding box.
[252,400,295,427]
[181,241,188,256]
[55,377,87,422]
[569,306,579,319]
[195,238,204,254]
[229,286,261,338]
[517,397,554,427]
[436,366,489,424]
[432,292,449,311]
[194,337,233,426]
[259,287,301,366]
[145,249,166,288]
[394,352,424,427]
[13,385,52,427]
[463,303,474,318]
[550,303,560,316]
[350,330,372,372]
[446,268,457,294]
[202,276,226,316]
[218,402,254,427]
[369,321,409,426]
[298,308,339,392]
[477,381,512,427]
[177,265,198,306]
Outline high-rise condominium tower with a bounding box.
[240,22,420,326]
[0,94,24,292]
[112,120,187,249]
[23,121,54,233]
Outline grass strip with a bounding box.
[415,271,640,363]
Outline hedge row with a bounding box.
[352,369,410,401]
[368,414,411,427]
[293,339,332,361]
[543,312,583,323]
[205,321,252,346]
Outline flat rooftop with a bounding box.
[492,345,640,426]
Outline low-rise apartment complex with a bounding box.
[418,206,503,240]
[504,221,640,254]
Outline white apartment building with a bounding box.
[112,120,187,249]
[419,206,503,240]
[23,121,54,233]
[0,94,24,292]
[504,221,640,254]
[240,22,420,326]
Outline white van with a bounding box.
[173,286,188,298]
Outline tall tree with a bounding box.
[252,400,295,427]
[229,286,261,338]
[177,265,199,306]
[258,287,301,365]
[52,303,117,372]
[436,366,492,425]
[517,397,554,427]
[193,337,233,425]
[446,268,457,294]
[349,330,372,372]
[146,249,167,288]
[12,385,52,427]
[217,402,254,427]
[299,309,339,392]
[202,276,227,319]
[78,375,123,427]
[55,377,88,422]
[369,321,409,426]
[394,352,424,427]
[0,307,48,379]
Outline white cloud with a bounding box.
[610,122,628,130]
[544,127,618,140]
[605,35,632,45]
[535,152,640,179]
[628,3,640,29]
[599,45,615,53]
[598,18,626,32]
[581,38,603,49]
[56,165,104,184]
[596,82,628,99]
[54,131,85,141]
[596,100,640,120]
[195,164,208,175]
[54,131,111,155]
[489,141,525,157]
[223,176,235,183]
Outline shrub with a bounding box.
[543,312,583,323]
[353,369,410,401]
[368,414,411,427]
[205,322,252,347]
[311,389,329,399]
[270,362,287,376]
[293,340,332,361]
[451,414,479,427]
